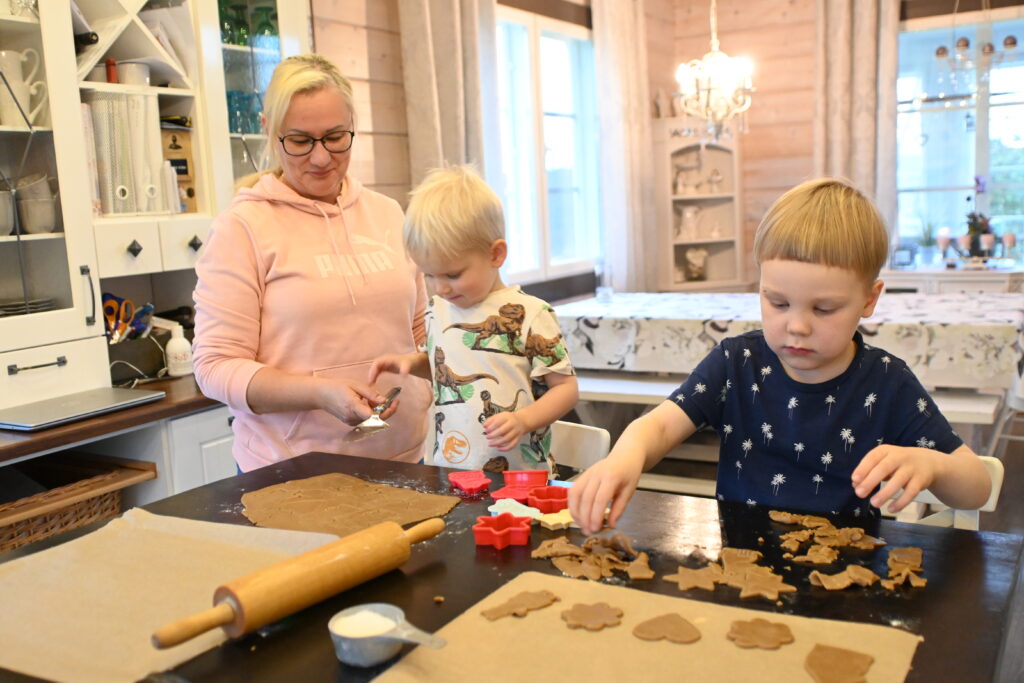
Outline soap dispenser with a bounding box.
[166,324,194,377]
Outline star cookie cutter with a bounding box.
[448,470,491,495]
[527,485,568,514]
[472,512,533,549]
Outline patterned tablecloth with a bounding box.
[556,292,1024,391]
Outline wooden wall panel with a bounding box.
[666,0,817,282]
[311,0,412,205]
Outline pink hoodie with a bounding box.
[193,173,431,471]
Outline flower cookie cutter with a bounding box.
[448,470,491,495]
[472,512,532,549]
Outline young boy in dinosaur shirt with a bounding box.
[369,166,579,471]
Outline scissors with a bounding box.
[103,298,135,343]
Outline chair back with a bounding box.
[549,420,610,470]
[907,455,1004,530]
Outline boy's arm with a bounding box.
[482,373,578,450]
[851,443,991,512]
[569,402,698,535]
[368,351,431,384]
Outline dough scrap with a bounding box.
[633,613,701,644]
[805,643,874,683]
[726,617,794,649]
[626,552,656,580]
[531,536,585,559]
[881,547,926,590]
[481,590,560,620]
[792,544,840,565]
[561,602,623,631]
[240,473,458,537]
[482,456,509,473]
[810,565,881,591]
[535,532,646,582]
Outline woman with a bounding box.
[193,55,431,472]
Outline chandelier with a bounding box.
[933,0,1018,95]
[673,0,754,140]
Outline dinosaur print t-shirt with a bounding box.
[423,286,574,471]
[669,330,963,517]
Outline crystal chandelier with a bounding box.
[673,0,754,140]
[933,0,1018,95]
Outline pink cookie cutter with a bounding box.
[527,485,568,514]
[448,470,491,495]
[472,513,532,549]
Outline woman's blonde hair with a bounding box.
[236,54,356,189]
[404,165,505,262]
[753,177,890,284]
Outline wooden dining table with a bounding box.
[1,452,1022,682]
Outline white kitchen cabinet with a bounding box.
[167,404,235,492]
[882,268,1024,294]
[653,118,747,291]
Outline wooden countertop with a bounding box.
[0,376,219,464]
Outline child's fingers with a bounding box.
[606,484,634,529]
[853,454,899,498]
[871,468,912,508]
[851,445,887,484]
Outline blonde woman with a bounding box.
[193,55,431,472]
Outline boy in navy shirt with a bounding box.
[569,178,992,535]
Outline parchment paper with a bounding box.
[0,508,336,683]
[241,472,460,537]
[377,571,923,683]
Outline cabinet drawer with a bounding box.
[936,279,1007,294]
[168,405,235,493]
[159,216,213,271]
[0,337,110,410]
[95,221,162,278]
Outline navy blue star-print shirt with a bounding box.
[668,330,963,517]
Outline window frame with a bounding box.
[495,5,601,286]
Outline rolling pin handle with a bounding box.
[151,601,236,649]
[404,518,445,544]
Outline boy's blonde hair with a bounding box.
[753,178,889,284]
[404,165,505,261]
[237,54,356,189]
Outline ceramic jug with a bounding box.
[0,48,46,126]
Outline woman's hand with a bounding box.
[851,445,942,512]
[316,379,396,426]
[483,412,528,451]
[567,451,645,536]
[368,352,429,384]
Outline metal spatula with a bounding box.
[343,387,401,443]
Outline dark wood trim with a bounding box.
[901,0,1024,21]
[519,270,597,304]
[498,0,592,28]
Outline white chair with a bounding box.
[549,420,610,471]
[985,389,1024,459]
[894,455,1005,530]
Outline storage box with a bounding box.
[0,453,157,552]
[107,329,171,384]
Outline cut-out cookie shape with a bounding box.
[448,470,491,495]
[472,513,532,549]
[737,571,798,601]
[561,602,623,631]
[663,564,722,591]
[792,544,839,564]
[627,551,656,580]
[481,590,560,620]
[488,498,542,519]
[531,535,585,559]
[537,508,578,530]
[726,617,795,650]
[805,643,874,683]
[633,613,701,644]
[527,485,569,513]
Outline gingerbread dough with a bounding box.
[663,565,721,591]
[792,545,839,565]
[805,643,874,683]
[633,613,701,644]
[881,547,927,590]
[727,618,795,650]
[561,602,623,631]
[481,590,560,620]
[240,473,458,537]
[627,552,656,580]
[810,565,880,591]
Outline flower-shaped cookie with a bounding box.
[561,602,623,631]
[472,513,532,549]
[726,618,794,649]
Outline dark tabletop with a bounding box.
[2,452,1023,682]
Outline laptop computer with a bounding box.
[0,387,166,432]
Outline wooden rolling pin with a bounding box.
[152,517,445,649]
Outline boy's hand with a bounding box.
[567,453,644,536]
[483,412,528,451]
[368,353,414,385]
[851,445,943,513]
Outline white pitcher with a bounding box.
[0,48,46,126]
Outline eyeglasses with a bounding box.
[278,130,356,156]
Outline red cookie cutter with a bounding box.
[527,485,568,513]
[503,470,549,488]
[490,485,534,504]
[472,512,532,549]
[448,470,491,495]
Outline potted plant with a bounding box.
[965,209,991,257]
[918,222,938,265]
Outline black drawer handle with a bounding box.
[127,239,143,258]
[80,264,97,325]
[188,235,203,251]
[8,355,68,375]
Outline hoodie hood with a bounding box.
[232,172,364,214]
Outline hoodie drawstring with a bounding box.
[315,203,357,306]
[335,198,368,286]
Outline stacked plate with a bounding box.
[0,298,56,317]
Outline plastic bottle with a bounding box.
[166,324,194,377]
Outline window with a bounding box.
[495,6,602,284]
[896,9,1024,259]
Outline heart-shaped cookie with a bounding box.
[632,613,701,644]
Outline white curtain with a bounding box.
[814,0,900,229]
[592,0,655,292]
[397,0,501,187]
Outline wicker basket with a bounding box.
[0,454,156,552]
